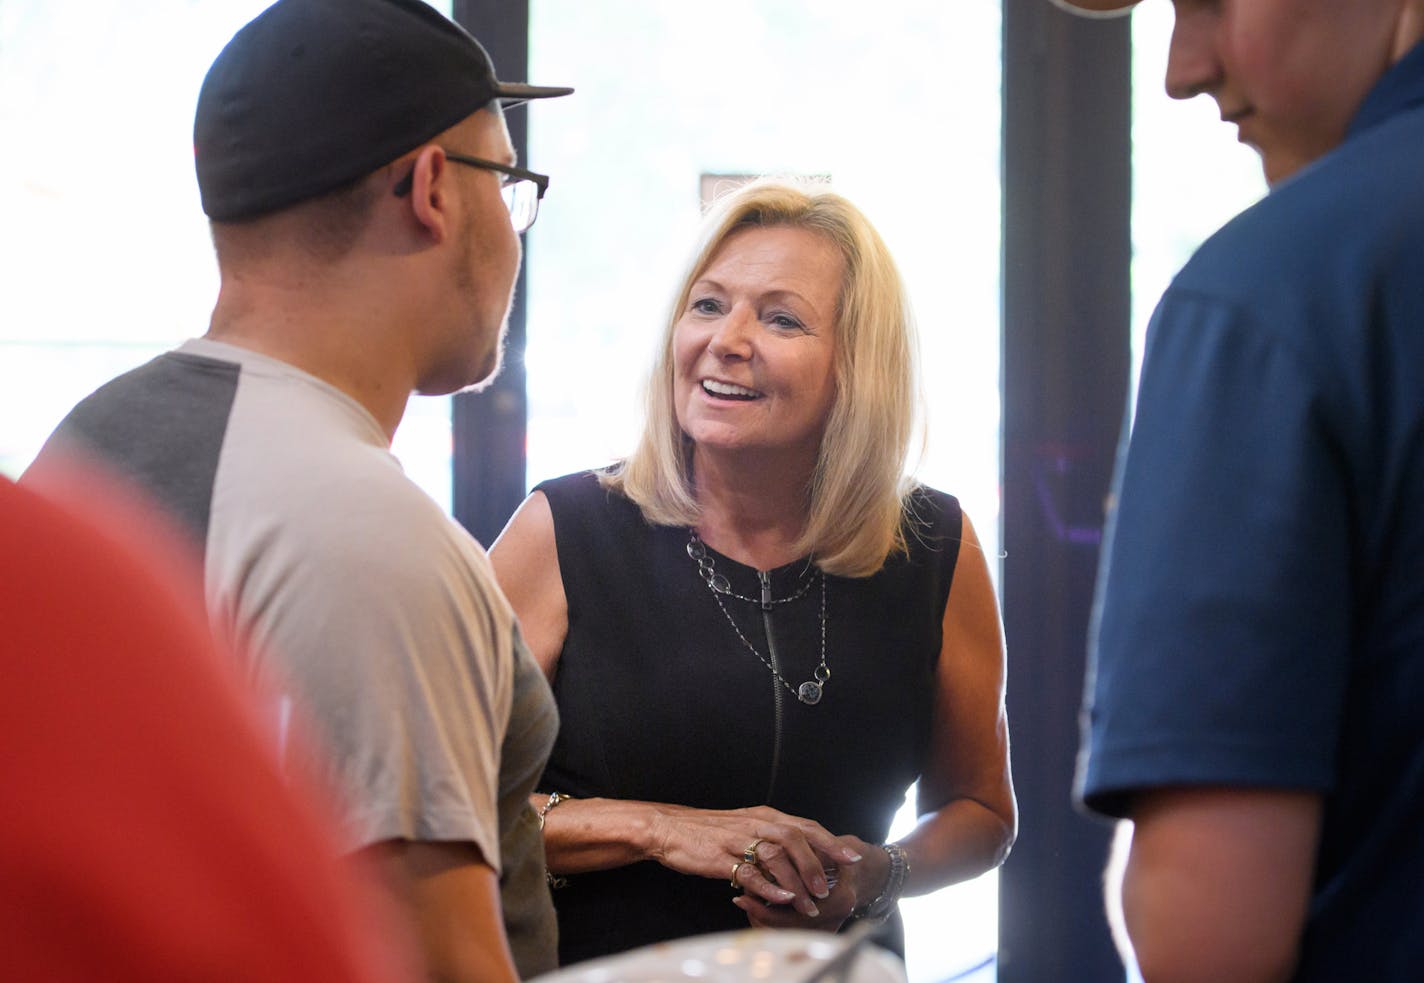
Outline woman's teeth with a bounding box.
[702,379,760,399]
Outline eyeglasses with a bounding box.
[393,151,549,233]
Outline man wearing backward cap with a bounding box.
[26,1,572,979]
[1062,0,1424,980]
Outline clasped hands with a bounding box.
[647,803,886,932]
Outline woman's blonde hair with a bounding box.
[603,177,924,577]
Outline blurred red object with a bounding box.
[0,469,419,982]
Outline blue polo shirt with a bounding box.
[1078,43,1424,980]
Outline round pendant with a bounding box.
[797,681,823,705]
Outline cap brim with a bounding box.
[1048,0,1140,17]
[493,81,575,104]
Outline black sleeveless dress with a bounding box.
[535,470,962,965]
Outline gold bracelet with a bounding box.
[538,791,572,831]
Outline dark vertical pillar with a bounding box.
[999,1,1131,979]
[450,0,530,545]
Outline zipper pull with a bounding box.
[759,570,773,611]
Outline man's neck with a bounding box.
[207,275,416,442]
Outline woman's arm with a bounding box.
[897,508,1017,891]
[489,493,861,918]
[739,509,1016,930]
[489,491,567,679]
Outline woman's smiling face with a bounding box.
[672,224,843,464]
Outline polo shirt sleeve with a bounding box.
[1077,287,1352,819]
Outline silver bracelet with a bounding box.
[537,792,572,888]
[537,791,572,831]
[854,842,910,923]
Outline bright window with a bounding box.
[0,1,453,508]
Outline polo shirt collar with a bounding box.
[1348,40,1424,139]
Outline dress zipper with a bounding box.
[759,569,784,804]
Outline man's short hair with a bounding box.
[209,174,383,269]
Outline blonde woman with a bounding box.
[491,179,1015,965]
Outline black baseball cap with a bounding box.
[194,0,573,221]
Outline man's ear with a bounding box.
[1393,0,1424,61]
[404,145,454,242]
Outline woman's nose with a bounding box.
[707,304,755,359]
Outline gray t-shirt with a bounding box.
[28,337,558,975]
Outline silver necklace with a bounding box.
[686,533,830,706]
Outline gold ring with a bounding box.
[730,861,746,888]
[743,838,765,864]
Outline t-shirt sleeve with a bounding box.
[227,490,513,870]
[1077,288,1352,818]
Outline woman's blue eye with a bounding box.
[770,313,804,330]
[691,298,721,314]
